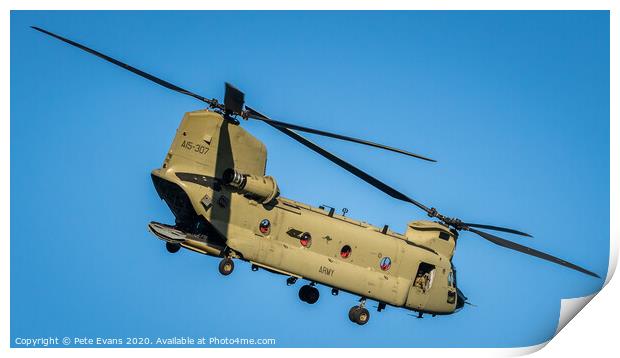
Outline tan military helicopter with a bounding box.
[33,26,600,326]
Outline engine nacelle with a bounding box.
[222,168,279,204]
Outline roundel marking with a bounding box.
[379,257,392,271]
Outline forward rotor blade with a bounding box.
[463,223,532,237]
[31,26,216,106]
[248,107,433,214]
[468,228,600,278]
[245,106,435,162]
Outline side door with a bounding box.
[405,261,433,310]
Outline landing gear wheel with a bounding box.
[166,242,181,253]
[218,258,234,276]
[348,306,360,322]
[298,285,319,304]
[306,286,319,304]
[349,306,370,325]
[356,307,370,325]
[298,285,310,302]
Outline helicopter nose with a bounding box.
[456,288,467,310]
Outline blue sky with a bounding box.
[11,11,609,347]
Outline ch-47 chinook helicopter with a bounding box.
[33,26,600,326]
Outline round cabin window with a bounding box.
[300,232,312,247]
[340,245,352,259]
[259,219,270,234]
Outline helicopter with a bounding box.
[32,26,600,326]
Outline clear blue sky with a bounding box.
[11,11,609,347]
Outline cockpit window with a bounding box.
[448,271,455,288]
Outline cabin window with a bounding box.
[340,245,352,259]
[413,262,436,293]
[300,232,312,248]
[259,219,271,235]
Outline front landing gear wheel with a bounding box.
[166,242,181,253]
[298,285,319,304]
[348,306,360,322]
[218,258,234,276]
[349,306,370,325]
[356,307,370,325]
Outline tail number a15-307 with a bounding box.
[181,140,209,155]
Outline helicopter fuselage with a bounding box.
[30,25,599,326]
[150,110,460,315]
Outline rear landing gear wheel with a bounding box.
[218,258,234,276]
[349,306,370,325]
[166,242,181,253]
[298,285,319,304]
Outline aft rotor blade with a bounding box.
[248,107,432,213]
[31,26,217,106]
[245,107,436,162]
[463,223,532,237]
[468,228,600,278]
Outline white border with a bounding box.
[2,1,617,357]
